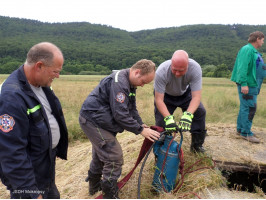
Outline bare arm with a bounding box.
[187,90,201,114]
[154,91,170,118]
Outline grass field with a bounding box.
[0,74,265,141]
[53,75,265,141]
[0,74,265,199]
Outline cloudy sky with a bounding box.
[1,0,266,31]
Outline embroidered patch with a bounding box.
[116,92,126,103]
[0,114,15,133]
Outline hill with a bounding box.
[0,16,266,74]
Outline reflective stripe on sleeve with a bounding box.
[27,104,41,115]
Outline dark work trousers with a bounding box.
[10,148,60,199]
[79,115,124,182]
[45,148,60,199]
[154,88,206,148]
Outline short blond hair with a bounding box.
[131,59,156,75]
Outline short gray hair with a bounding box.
[25,42,62,66]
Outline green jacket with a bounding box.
[231,43,259,87]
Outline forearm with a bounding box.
[154,91,170,117]
[187,91,201,114]
[155,99,170,117]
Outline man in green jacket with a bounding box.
[231,31,264,143]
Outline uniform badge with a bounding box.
[116,92,125,103]
[0,114,15,133]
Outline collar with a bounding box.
[247,43,258,53]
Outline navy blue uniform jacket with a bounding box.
[80,69,144,135]
[0,65,68,197]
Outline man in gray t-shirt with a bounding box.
[154,50,206,153]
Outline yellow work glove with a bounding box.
[178,111,193,132]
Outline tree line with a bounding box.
[0,16,266,77]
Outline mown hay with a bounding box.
[0,124,265,199]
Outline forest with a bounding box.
[0,16,266,77]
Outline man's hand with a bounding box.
[178,111,193,131]
[241,86,249,94]
[140,128,160,142]
[164,115,177,132]
[141,124,149,128]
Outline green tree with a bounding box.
[0,62,21,74]
[213,64,231,78]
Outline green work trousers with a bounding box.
[237,84,257,136]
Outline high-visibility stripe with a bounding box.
[129,93,135,97]
[0,79,6,94]
[115,71,121,83]
[27,104,41,115]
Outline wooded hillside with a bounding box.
[0,16,266,75]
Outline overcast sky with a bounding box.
[1,0,266,32]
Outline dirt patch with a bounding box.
[204,123,266,166]
[0,123,265,199]
[199,187,266,199]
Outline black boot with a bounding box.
[102,179,119,199]
[85,171,102,195]
[191,145,205,153]
[190,130,207,153]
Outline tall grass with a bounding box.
[202,78,240,123]
[202,78,266,127]
[0,75,265,141]
[51,75,106,141]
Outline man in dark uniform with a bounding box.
[79,59,160,199]
[0,42,68,199]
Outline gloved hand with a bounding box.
[178,111,194,131]
[164,115,177,132]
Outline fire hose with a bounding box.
[137,129,183,198]
[137,127,216,199]
[95,126,215,199]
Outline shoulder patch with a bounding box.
[0,114,15,133]
[116,92,126,103]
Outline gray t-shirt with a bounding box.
[30,85,60,149]
[154,59,202,96]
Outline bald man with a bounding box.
[154,50,206,153]
[0,42,68,198]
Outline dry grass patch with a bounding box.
[1,126,265,199]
